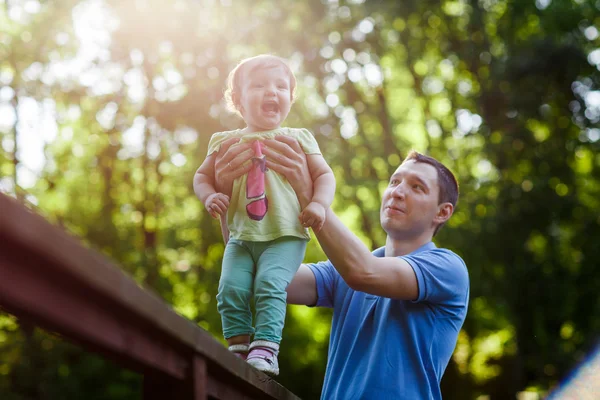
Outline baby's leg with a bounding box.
[248,236,307,374]
[217,239,256,358]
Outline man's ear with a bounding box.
[434,202,453,225]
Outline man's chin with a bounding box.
[381,219,405,233]
[382,220,421,238]
[382,213,407,224]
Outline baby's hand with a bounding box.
[205,193,230,218]
[299,202,326,233]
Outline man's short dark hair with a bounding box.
[404,151,459,235]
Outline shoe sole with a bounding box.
[247,361,279,376]
[257,367,279,376]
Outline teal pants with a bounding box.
[217,236,307,344]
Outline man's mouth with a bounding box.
[385,205,406,214]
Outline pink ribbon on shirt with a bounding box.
[246,140,268,221]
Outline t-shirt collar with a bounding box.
[411,241,436,255]
[372,241,436,258]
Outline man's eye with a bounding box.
[389,179,399,185]
[413,184,423,191]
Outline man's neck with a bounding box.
[384,233,433,257]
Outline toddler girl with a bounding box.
[193,54,335,375]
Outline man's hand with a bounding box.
[263,136,313,208]
[205,192,230,218]
[299,201,326,233]
[214,138,254,196]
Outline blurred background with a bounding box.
[1,0,599,399]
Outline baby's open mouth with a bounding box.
[262,102,279,113]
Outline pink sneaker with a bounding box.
[228,343,249,361]
[247,340,280,376]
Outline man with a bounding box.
[214,136,469,399]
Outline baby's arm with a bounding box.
[193,153,230,219]
[299,154,335,232]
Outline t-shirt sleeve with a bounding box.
[207,132,228,156]
[401,249,469,306]
[294,128,321,155]
[307,260,338,308]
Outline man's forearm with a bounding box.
[315,209,420,299]
[314,208,373,285]
[296,185,313,209]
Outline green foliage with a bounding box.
[0,314,141,400]
[1,0,599,398]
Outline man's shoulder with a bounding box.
[417,246,467,269]
[378,244,467,271]
[402,245,469,303]
[308,259,338,281]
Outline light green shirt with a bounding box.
[207,127,321,241]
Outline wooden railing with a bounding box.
[0,194,300,400]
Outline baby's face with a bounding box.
[238,64,292,133]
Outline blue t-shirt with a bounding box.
[308,242,469,400]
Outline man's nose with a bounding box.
[391,182,407,199]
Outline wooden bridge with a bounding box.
[0,194,300,400]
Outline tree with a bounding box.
[1,0,598,398]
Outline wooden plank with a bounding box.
[0,195,201,350]
[192,357,207,400]
[0,250,188,380]
[0,194,301,400]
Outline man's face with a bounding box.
[380,160,442,239]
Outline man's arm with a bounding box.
[315,210,419,300]
[212,138,254,196]
[286,264,317,305]
[263,136,417,299]
[210,138,254,243]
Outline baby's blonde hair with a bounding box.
[224,54,297,117]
